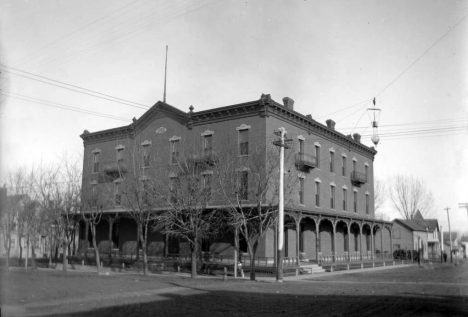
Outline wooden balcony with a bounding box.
[189,150,218,166]
[295,153,318,171]
[103,161,128,174]
[351,171,367,186]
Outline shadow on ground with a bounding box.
[40,288,468,317]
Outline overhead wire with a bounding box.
[0,66,149,110]
[1,91,132,122]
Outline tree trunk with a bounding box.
[91,225,101,275]
[18,234,23,266]
[191,243,198,278]
[139,222,148,276]
[54,245,59,261]
[25,237,29,269]
[6,238,11,269]
[108,218,114,261]
[248,240,259,281]
[135,224,140,261]
[31,243,37,271]
[62,239,68,272]
[234,227,239,278]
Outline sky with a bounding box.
[0,0,467,232]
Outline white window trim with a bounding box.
[114,178,123,184]
[169,136,181,142]
[235,166,250,172]
[297,135,305,141]
[92,148,101,154]
[314,142,321,147]
[342,153,347,157]
[342,185,348,189]
[314,177,321,183]
[353,187,359,192]
[352,157,357,162]
[168,172,178,178]
[115,144,125,150]
[365,191,370,195]
[330,182,336,187]
[156,127,167,134]
[201,170,214,175]
[201,130,214,136]
[329,147,335,153]
[365,162,369,167]
[298,173,306,179]
[90,180,98,185]
[141,140,152,146]
[236,124,251,131]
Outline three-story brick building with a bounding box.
[79,94,392,264]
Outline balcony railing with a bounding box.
[351,171,367,185]
[103,161,128,174]
[295,153,318,171]
[189,150,218,166]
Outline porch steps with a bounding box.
[299,263,326,274]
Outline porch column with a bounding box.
[295,216,300,265]
[315,219,320,263]
[85,221,89,249]
[390,226,394,257]
[380,225,384,258]
[347,223,351,262]
[371,226,374,261]
[332,221,336,263]
[359,225,363,261]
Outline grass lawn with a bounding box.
[1,262,468,317]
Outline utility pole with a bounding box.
[272,127,291,283]
[440,225,444,263]
[445,207,453,263]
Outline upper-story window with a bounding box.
[354,190,358,213]
[299,177,304,204]
[169,176,180,204]
[299,139,304,154]
[115,145,125,163]
[342,155,347,177]
[365,164,369,183]
[366,193,370,214]
[343,187,347,211]
[315,179,321,207]
[201,130,214,156]
[92,149,100,173]
[169,137,181,164]
[315,144,321,168]
[330,151,335,173]
[238,129,249,156]
[330,184,335,210]
[238,170,249,200]
[353,159,357,172]
[141,141,151,168]
[114,182,121,206]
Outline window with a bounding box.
[299,178,304,204]
[239,129,249,155]
[170,177,180,204]
[393,244,401,250]
[93,152,99,173]
[315,181,320,207]
[171,139,180,164]
[11,238,16,249]
[239,171,249,200]
[354,191,358,213]
[342,156,347,176]
[299,139,304,153]
[143,145,150,167]
[203,174,212,192]
[330,185,335,209]
[116,148,124,163]
[330,151,334,173]
[366,193,369,214]
[115,183,121,205]
[353,160,356,172]
[203,135,213,156]
[141,180,149,204]
[365,165,369,183]
[343,188,347,211]
[315,145,321,168]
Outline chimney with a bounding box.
[282,97,294,110]
[353,133,361,143]
[325,119,336,130]
[306,114,312,120]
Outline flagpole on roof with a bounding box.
[163,45,168,103]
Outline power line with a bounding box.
[0,66,149,110]
[1,91,132,122]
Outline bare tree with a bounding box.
[374,178,386,212]
[388,174,435,220]
[216,143,297,281]
[152,149,225,278]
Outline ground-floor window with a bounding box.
[393,244,400,250]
